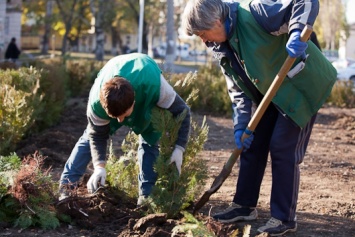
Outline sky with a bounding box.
[345,0,355,23]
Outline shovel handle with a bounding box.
[193,25,313,214]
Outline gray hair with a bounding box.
[181,0,228,36]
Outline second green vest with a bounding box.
[222,0,337,128]
[89,53,162,145]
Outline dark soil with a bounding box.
[2,96,354,237]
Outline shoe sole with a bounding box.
[270,228,297,236]
[258,226,297,236]
[215,215,257,224]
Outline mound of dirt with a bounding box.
[3,97,354,237]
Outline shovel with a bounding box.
[193,25,313,214]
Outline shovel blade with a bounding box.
[193,148,242,214]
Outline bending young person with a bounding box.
[59,53,190,205]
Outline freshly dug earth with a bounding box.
[3,97,355,237]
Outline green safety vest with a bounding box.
[89,53,162,145]
[222,0,337,128]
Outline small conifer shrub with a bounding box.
[106,133,140,199]
[327,80,355,107]
[10,152,60,229]
[147,107,209,218]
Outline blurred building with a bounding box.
[0,0,22,60]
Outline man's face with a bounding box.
[117,101,135,123]
[195,19,227,43]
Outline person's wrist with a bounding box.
[290,29,301,35]
[94,163,105,169]
[174,144,185,153]
[235,129,244,135]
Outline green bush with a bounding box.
[0,68,45,155]
[106,133,140,199]
[66,59,105,96]
[170,64,355,116]
[21,57,104,97]
[0,153,21,199]
[148,107,209,218]
[0,62,71,154]
[0,195,20,224]
[327,80,355,108]
[0,153,60,229]
[0,57,105,155]
[169,65,232,117]
[31,60,70,131]
[0,61,18,70]
[11,153,60,230]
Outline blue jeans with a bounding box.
[60,129,159,196]
[138,136,159,196]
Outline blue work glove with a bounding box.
[286,30,308,58]
[234,129,254,151]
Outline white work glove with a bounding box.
[169,146,184,175]
[87,166,106,194]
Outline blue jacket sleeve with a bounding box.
[249,0,319,35]
[166,94,191,150]
[222,67,252,131]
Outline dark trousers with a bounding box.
[233,103,316,222]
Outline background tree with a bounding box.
[89,0,105,60]
[97,0,136,56]
[42,0,54,54]
[67,0,91,52]
[22,0,351,57]
[22,0,91,55]
[22,0,48,53]
[145,1,165,57]
[315,0,347,50]
[104,1,128,55]
[54,0,81,55]
[165,0,175,71]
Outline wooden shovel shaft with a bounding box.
[193,25,313,214]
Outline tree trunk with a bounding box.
[42,0,53,55]
[95,27,105,60]
[91,0,105,61]
[111,26,119,55]
[164,0,175,72]
[55,0,79,56]
[61,23,70,55]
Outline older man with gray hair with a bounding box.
[182,0,336,235]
